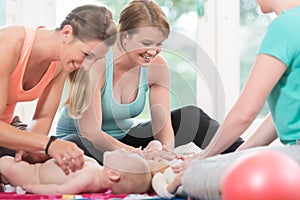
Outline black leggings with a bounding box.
[62,105,244,164]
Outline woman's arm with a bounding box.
[0,27,83,175]
[166,171,183,195]
[0,26,49,153]
[78,95,134,152]
[78,59,177,158]
[148,56,175,150]
[236,113,278,151]
[77,60,135,152]
[201,54,286,158]
[152,172,175,199]
[27,66,68,135]
[152,167,183,198]
[18,67,78,164]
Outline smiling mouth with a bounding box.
[141,54,153,63]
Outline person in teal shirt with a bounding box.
[56,0,243,164]
[170,1,300,199]
[198,0,300,158]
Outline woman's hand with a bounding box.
[11,116,50,164]
[131,140,182,163]
[142,149,178,161]
[14,151,50,163]
[47,139,84,175]
[171,152,200,173]
[144,140,163,151]
[167,171,183,194]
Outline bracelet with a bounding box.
[45,135,57,155]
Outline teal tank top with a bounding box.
[56,105,79,138]
[258,6,300,144]
[101,49,149,139]
[56,48,149,140]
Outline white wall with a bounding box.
[196,0,240,122]
[55,0,103,26]
[195,0,280,144]
[5,0,56,26]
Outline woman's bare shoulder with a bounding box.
[0,26,25,72]
[0,25,25,45]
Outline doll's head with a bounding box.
[103,149,152,194]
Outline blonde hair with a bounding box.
[118,0,170,49]
[63,5,117,118]
[67,68,91,118]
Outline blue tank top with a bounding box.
[56,48,149,139]
[101,49,149,139]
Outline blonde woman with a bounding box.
[57,0,243,164]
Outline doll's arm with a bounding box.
[152,172,175,199]
[166,171,182,195]
[152,166,184,199]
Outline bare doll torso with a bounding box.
[0,155,104,193]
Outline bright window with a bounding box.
[240,0,273,118]
[0,0,5,26]
[2,0,273,128]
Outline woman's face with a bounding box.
[82,41,111,71]
[61,38,109,73]
[122,27,167,66]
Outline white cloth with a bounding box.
[152,142,201,198]
[174,142,202,155]
[2,184,26,194]
[152,168,183,199]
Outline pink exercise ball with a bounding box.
[222,150,300,200]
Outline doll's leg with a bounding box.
[0,156,37,187]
